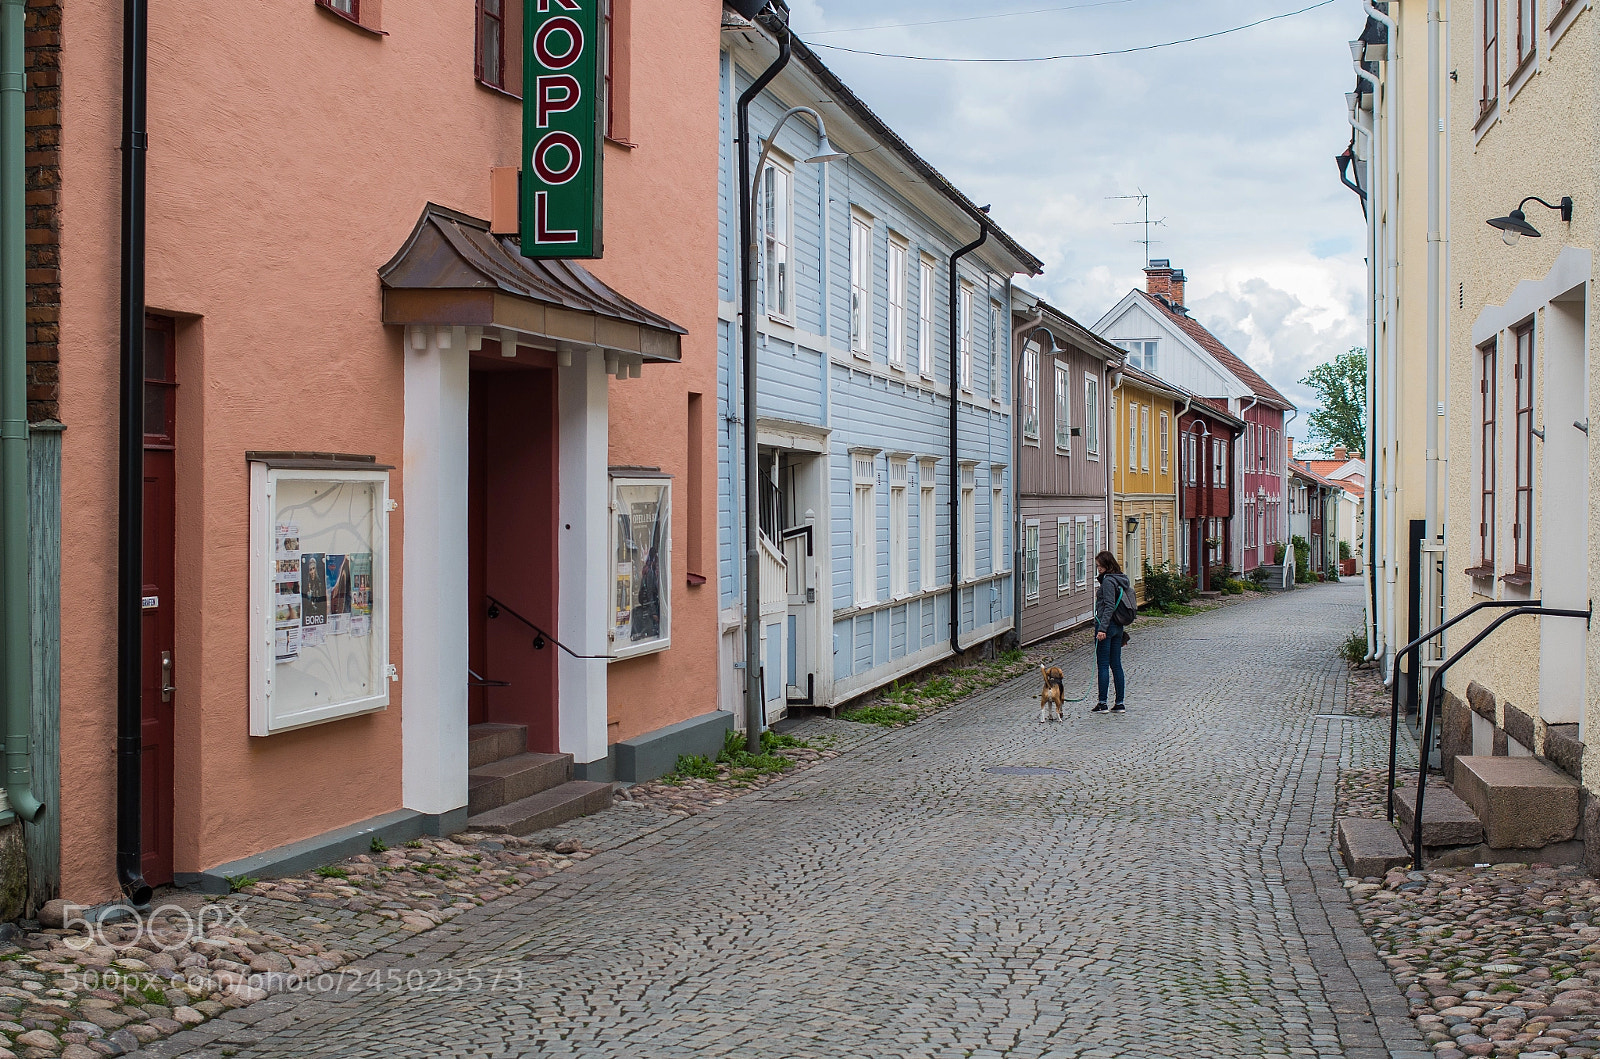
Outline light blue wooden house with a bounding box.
[716,22,1043,722]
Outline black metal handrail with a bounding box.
[1411,604,1590,868]
[486,595,610,660]
[1385,598,1537,821]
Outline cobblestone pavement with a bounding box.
[140,583,1427,1059]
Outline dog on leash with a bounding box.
[1039,665,1066,723]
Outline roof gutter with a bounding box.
[949,211,989,656]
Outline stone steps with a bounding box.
[1453,755,1581,850]
[469,723,528,769]
[467,752,571,817]
[1337,817,1410,876]
[1393,784,1485,848]
[465,781,615,836]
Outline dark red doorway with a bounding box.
[467,360,560,752]
[140,316,177,886]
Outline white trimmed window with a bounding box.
[1095,514,1104,557]
[1024,520,1040,601]
[1127,400,1138,473]
[917,256,935,377]
[852,451,878,604]
[1181,518,1190,571]
[1213,437,1228,486]
[958,282,974,391]
[1075,516,1089,586]
[988,302,1002,400]
[887,236,908,370]
[1159,412,1170,474]
[1056,519,1072,591]
[889,457,909,597]
[1118,339,1158,373]
[918,458,939,590]
[849,212,873,358]
[1054,362,1071,452]
[1139,405,1150,471]
[959,462,976,581]
[1182,431,1196,485]
[1084,374,1100,457]
[762,158,793,322]
[990,467,1006,574]
[1021,344,1039,442]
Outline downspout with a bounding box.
[947,211,988,655]
[737,17,791,753]
[1423,0,1443,642]
[1009,310,1043,631]
[0,0,40,825]
[1351,104,1381,660]
[116,0,151,902]
[1354,32,1391,663]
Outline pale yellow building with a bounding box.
[1110,367,1181,605]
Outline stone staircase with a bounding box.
[1339,752,1586,876]
[464,723,613,835]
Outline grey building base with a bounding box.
[177,806,468,895]
[573,750,616,784]
[586,711,734,784]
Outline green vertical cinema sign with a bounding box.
[521,0,603,259]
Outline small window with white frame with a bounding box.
[762,156,794,323]
[852,449,879,604]
[917,255,936,378]
[849,210,873,358]
[887,235,909,370]
[1159,411,1170,474]
[1021,343,1039,442]
[990,466,1006,574]
[1023,520,1040,601]
[1054,361,1071,452]
[1118,339,1158,373]
[1056,518,1072,591]
[988,301,1003,401]
[888,456,910,597]
[958,282,974,391]
[958,462,977,581]
[1139,405,1150,471]
[1083,373,1100,458]
[1094,514,1104,557]
[1075,515,1089,586]
[918,457,939,589]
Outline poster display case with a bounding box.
[609,472,671,660]
[249,459,391,735]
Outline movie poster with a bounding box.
[326,554,351,635]
[301,551,329,648]
[273,522,302,662]
[350,553,373,638]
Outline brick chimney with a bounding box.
[1334,443,1348,460]
[1144,260,1186,309]
[1286,436,1294,461]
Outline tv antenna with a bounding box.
[1109,189,1166,266]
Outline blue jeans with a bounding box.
[1096,626,1125,705]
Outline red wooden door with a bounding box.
[141,316,176,886]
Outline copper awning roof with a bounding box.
[379,203,686,363]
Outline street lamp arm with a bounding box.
[749,106,834,224]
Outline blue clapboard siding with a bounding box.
[720,47,1021,700]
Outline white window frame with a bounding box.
[958,282,974,391]
[761,156,794,323]
[1094,514,1104,561]
[990,466,1006,574]
[1075,515,1089,587]
[1159,411,1170,474]
[1119,339,1158,373]
[887,235,908,370]
[1084,373,1100,458]
[1127,400,1138,474]
[1056,518,1072,592]
[988,301,1002,401]
[889,456,909,597]
[1214,437,1228,486]
[852,449,879,604]
[918,457,939,590]
[1139,404,1150,472]
[1022,344,1040,443]
[917,255,936,378]
[1024,519,1040,602]
[959,461,977,581]
[1054,362,1071,452]
[250,464,392,736]
[849,210,873,359]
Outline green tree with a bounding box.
[1299,349,1367,457]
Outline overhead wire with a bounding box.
[802,0,1337,62]
[803,0,1145,36]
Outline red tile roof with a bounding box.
[1135,291,1295,410]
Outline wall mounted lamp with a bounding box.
[1125,516,1140,535]
[1487,195,1573,245]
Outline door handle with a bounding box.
[161,651,175,703]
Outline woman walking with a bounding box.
[1092,550,1132,713]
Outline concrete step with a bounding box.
[466,781,614,836]
[1453,755,1581,849]
[467,752,571,817]
[468,723,527,769]
[1393,784,1485,848]
[1545,723,1585,781]
[1338,817,1411,877]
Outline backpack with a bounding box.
[1111,583,1138,627]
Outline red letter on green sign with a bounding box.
[521,0,601,258]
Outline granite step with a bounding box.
[466,781,614,836]
[1453,755,1581,849]
[468,722,527,769]
[1338,817,1411,877]
[1393,784,1485,849]
[467,752,572,817]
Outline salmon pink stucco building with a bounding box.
[39,0,727,904]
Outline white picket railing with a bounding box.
[759,534,788,618]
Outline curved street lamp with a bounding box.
[1487,195,1573,246]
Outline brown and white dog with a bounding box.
[1039,665,1066,723]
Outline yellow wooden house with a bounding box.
[1110,366,1182,603]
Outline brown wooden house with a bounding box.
[1011,293,1124,645]
[1177,396,1243,592]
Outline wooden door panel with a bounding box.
[140,449,175,886]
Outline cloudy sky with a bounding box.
[786,0,1369,439]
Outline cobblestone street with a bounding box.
[141,584,1426,1059]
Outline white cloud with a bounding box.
[786,0,1370,435]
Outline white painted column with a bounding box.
[402,326,470,816]
[1541,287,1589,725]
[558,354,610,769]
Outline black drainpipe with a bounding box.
[947,209,989,655]
[116,0,151,905]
